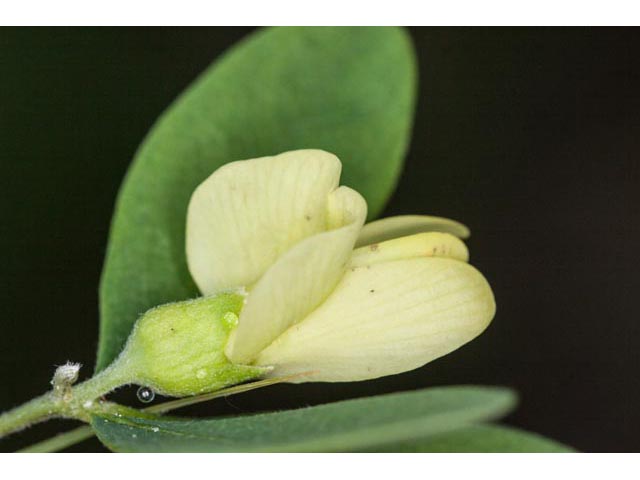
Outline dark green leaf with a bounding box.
[374,424,575,452]
[97,27,417,371]
[91,386,516,452]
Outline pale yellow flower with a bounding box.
[186,149,495,383]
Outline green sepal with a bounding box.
[117,292,265,397]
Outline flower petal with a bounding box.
[255,257,495,382]
[356,215,470,247]
[186,150,342,296]
[225,186,367,364]
[349,232,469,268]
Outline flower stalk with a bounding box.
[0,360,130,439]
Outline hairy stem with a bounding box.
[0,360,130,440]
[15,373,307,452]
[0,392,58,438]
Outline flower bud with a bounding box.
[116,292,266,397]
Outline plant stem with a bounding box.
[68,361,131,408]
[18,425,95,453]
[14,373,308,452]
[0,360,130,440]
[0,392,58,438]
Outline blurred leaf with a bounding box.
[97,26,417,371]
[374,424,575,452]
[91,386,515,452]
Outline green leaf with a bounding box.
[96,27,417,371]
[374,424,576,452]
[91,386,516,452]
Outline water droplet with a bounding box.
[152,427,159,433]
[196,368,207,379]
[137,386,155,403]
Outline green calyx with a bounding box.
[116,292,266,397]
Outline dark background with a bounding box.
[1,28,638,452]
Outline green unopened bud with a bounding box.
[115,292,266,397]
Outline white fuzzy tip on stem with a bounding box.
[51,362,82,394]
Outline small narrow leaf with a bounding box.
[91,386,516,452]
[97,27,417,371]
[375,424,575,452]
